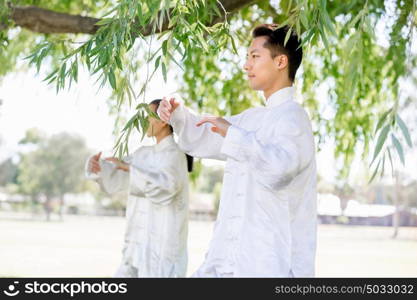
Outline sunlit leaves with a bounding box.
[396,114,413,148]
[296,0,415,181]
[22,0,237,158]
[0,0,11,49]
[372,124,390,166]
[113,102,156,158]
[4,0,417,179]
[369,112,413,183]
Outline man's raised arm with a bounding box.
[157,97,237,160]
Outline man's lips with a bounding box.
[248,74,255,79]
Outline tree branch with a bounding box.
[3,0,256,35]
[9,6,100,34]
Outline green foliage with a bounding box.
[0,0,112,77]
[113,102,157,157]
[0,1,10,49]
[0,158,18,186]
[1,0,416,181]
[181,0,416,181]
[20,0,235,159]
[17,131,92,199]
[18,127,46,144]
[290,0,416,180]
[179,5,263,115]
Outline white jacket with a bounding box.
[85,135,189,277]
[168,87,317,277]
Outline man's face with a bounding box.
[244,36,285,91]
[146,104,166,137]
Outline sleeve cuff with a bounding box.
[128,164,147,197]
[85,155,99,180]
[169,103,185,128]
[220,125,248,161]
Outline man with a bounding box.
[158,24,317,277]
[86,100,191,277]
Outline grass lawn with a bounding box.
[0,212,416,277]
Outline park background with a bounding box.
[1,0,417,277]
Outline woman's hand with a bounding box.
[105,157,130,172]
[88,152,102,174]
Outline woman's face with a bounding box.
[146,104,167,137]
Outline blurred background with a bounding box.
[0,68,416,277]
[1,0,417,278]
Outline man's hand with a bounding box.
[88,152,102,174]
[105,157,130,172]
[157,97,180,123]
[196,116,231,137]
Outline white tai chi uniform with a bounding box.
[85,135,189,277]
[164,87,317,277]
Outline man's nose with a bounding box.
[243,60,250,71]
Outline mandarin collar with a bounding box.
[154,134,175,152]
[264,86,295,108]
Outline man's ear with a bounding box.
[274,54,288,70]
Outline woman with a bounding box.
[85,99,192,277]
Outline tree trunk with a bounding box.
[44,196,52,222]
[58,195,65,221]
[30,195,38,219]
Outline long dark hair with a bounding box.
[149,99,194,172]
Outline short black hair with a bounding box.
[252,24,302,82]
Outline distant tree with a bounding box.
[18,127,46,145]
[335,183,355,215]
[0,157,18,186]
[17,131,91,221]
